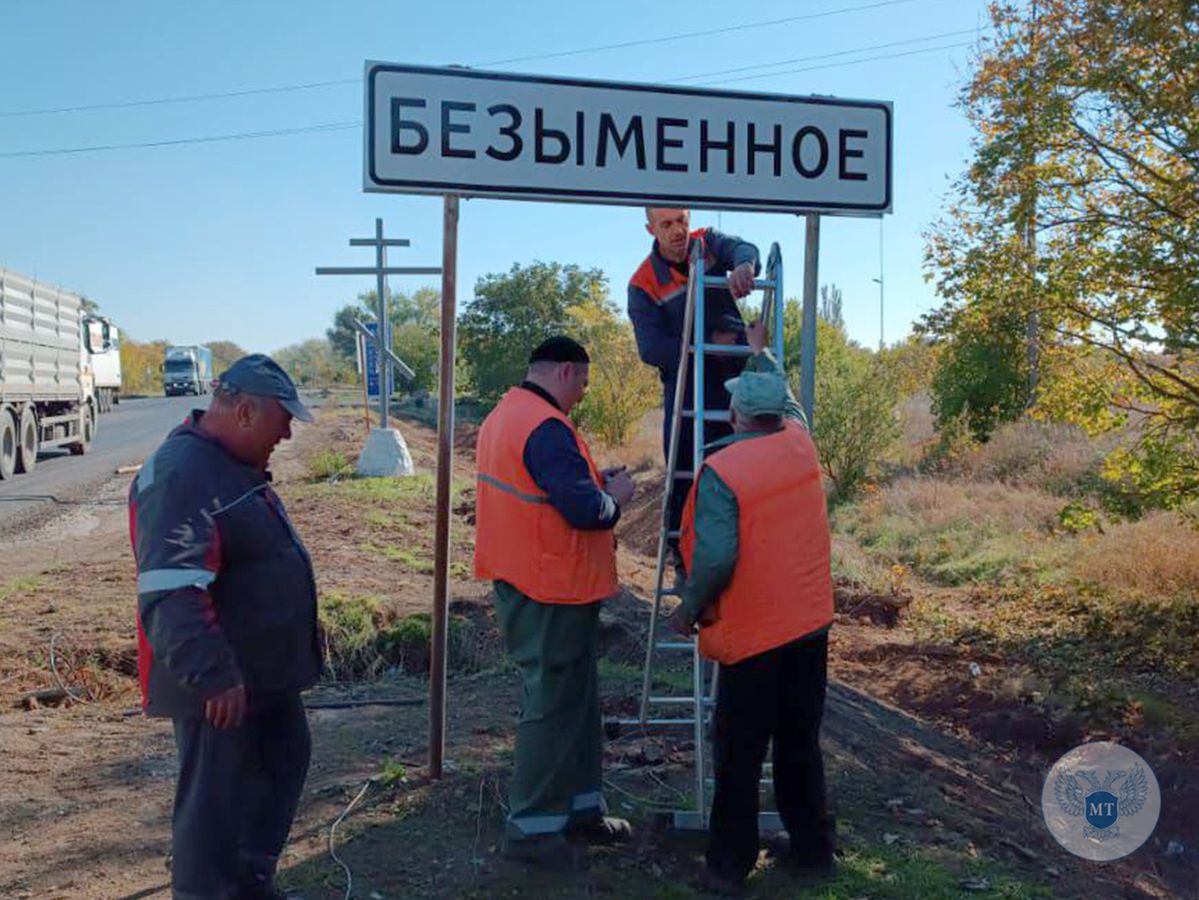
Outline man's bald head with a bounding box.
[645,208,691,263]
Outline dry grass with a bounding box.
[941,418,1108,495]
[1066,511,1199,598]
[836,476,1066,587]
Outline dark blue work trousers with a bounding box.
[169,693,311,900]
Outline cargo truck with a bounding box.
[0,268,97,478]
[83,315,122,413]
[163,345,213,396]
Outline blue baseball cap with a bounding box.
[217,354,313,423]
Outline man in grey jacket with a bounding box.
[130,354,319,900]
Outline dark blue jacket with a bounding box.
[520,383,620,531]
[129,412,321,718]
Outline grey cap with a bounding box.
[218,354,314,423]
[724,371,788,418]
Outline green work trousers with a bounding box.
[493,581,606,841]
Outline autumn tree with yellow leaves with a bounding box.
[925,0,1199,509]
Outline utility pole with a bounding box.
[1024,0,1041,403]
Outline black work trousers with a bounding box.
[706,632,834,882]
[169,693,311,900]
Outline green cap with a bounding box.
[724,371,787,418]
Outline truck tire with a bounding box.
[15,406,38,474]
[0,409,17,480]
[69,403,95,456]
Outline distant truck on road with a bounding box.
[83,315,122,413]
[0,268,97,478]
[163,345,213,397]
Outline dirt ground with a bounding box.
[0,399,1194,899]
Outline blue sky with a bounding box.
[0,0,989,354]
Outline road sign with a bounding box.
[364,62,892,215]
[362,321,394,398]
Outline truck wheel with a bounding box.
[15,406,38,474]
[69,403,95,456]
[0,410,17,480]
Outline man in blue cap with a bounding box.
[130,354,319,900]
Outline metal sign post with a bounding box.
[801,213,821,429]
[429,194,459,780]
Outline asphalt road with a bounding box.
[0,395,197,527]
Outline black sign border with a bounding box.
[365,62,892,215]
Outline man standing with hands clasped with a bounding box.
[670,322,836,894]
[474,336,638,866]
[131,355,319,900]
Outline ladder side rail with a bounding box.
[689,242,709,828]
[638,241,704,722]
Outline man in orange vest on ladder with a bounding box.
[670,321,836,894]
[474,336,638,866]
[628,208,760,585]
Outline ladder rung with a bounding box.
[656,587,682,597]
[701,276,777,290]
[654,641,695,651]
[665,529,681,539]
[648,696,712,706]
[681,409,732,422]
[612,717,698,727]
[705,778,774,786]
[672,470,694,479]
[689,344,754,357]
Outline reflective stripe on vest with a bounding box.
[474,388,618,604]
[629,228,713,305]
[680,420,834,665]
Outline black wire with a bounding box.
[0,0,926,119]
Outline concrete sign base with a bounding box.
[356,427,415,477]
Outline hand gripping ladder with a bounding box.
[619,240,785,831]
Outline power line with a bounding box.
[476,0,923,65]
[667,27,978,83]
[0,121,359,158]
[0,0,924,119]
[705,40,973,84]
[0,37,975,158]
[0,79,357,119]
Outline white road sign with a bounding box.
[364,63,892,215]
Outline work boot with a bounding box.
[697,866,746,896]
[567,815,633,844]
[501,833,588,870]
[764,832,836,879]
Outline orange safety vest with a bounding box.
[680,420,833,665]
[474,387,618,604]
[628,228,715,305]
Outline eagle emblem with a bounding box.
[1054,766,1149,840]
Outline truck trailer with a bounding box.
[0,268,96,478]
[163,345,213,396]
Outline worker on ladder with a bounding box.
[628,208,759,584]
[474,336,637,865]
[669,321,836,894]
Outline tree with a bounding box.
[119,337,168,395]
[567,300,660,447]
[273,338,354,386]
[818,284,844,331]
[327,287,442,393]
[782,299,899,499]
[459,262,609,401]
[925,0,1199,506]
[207,340,247,376]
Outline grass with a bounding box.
[0,575,45,604]
[307,448,355,481]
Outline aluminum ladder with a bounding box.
[618,239,785,831]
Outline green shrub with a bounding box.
[308,450,354,481]
[319,592,383,678]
